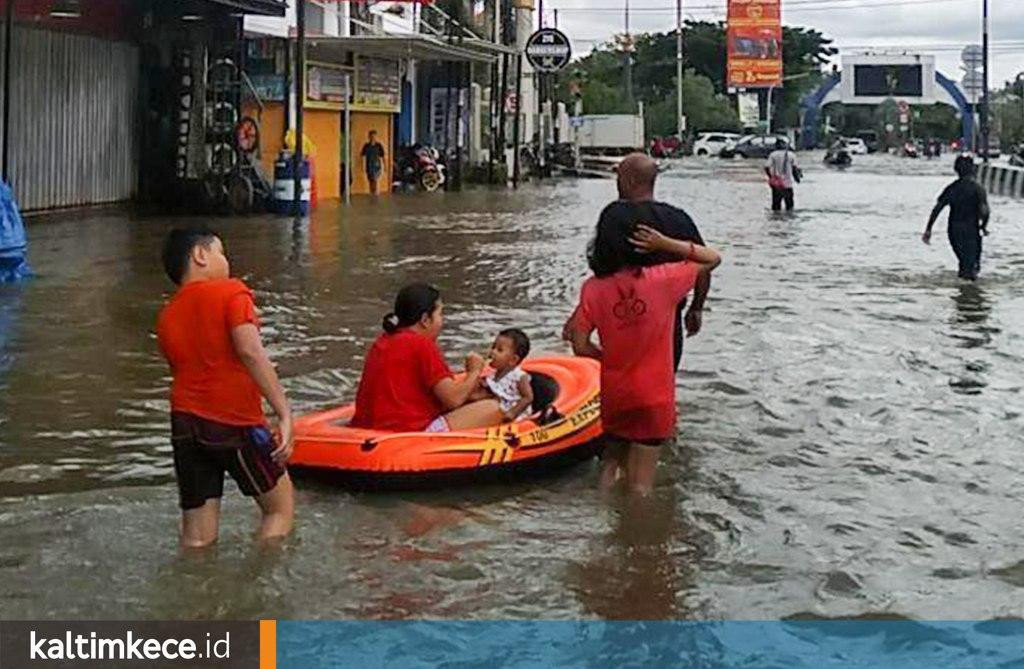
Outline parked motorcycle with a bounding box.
[395,144,446,192]
[902,142,919,159]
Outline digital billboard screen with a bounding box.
[853,65,924,97]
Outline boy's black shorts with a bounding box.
[170,412,286,510]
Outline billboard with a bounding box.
[840,54,936,105]
[727,0,782,89]
[854,65,923,98]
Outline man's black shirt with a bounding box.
[937,177,988,230]
[595,199,706,370]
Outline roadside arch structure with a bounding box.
[799,69,974,150]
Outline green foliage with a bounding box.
[824,100,960,148]
[644,70,740,137]
[994,74,1024,146]
[556,21,836,138]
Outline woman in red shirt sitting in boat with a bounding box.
[349,283,502,432]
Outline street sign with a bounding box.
[569,116,583,128]
[525,28,572,73]
[962,70,984,95]
[899,113,909,124]
[897,100,909,114]
[961,45,984,69]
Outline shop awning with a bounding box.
[204,0,286,16]
[460,38,519,57]
[306,34,499,64]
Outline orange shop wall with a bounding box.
[242,104,394,199]
[243,102,284,178]
[243,103,341,200]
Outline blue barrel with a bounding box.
[273,154,311,215]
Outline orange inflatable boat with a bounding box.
[290,356,603,488]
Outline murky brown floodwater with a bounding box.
[2,153,1023,620]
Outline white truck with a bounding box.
[575,114,645,155]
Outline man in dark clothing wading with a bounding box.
[361,130,386,196]
[922,155,991,280]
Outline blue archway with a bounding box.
[799,71,973,150]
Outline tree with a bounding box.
[993,74,1024,147]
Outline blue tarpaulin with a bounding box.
[0,181,31,282]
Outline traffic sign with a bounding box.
[569,116,583,128]
[962,70,984,95]
[525,28,572,73]
[897,100,910,114]
[961,45,984,69]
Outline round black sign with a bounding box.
[525,28,572,73]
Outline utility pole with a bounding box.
[2,0,13,184]
[676,0,683,143]
[293,0,305,217]
[624,0,634,110]
[981,0,990,162]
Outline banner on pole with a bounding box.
[726,0,783,88]
[737,91,760,125]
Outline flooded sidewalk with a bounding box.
[2,156,1024,619]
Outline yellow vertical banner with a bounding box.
[260,619,277,669]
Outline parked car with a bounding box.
[842,137,869,155]
[720,135,787,159]
[693,132,740,157]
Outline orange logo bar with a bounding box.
[260,620,277,669]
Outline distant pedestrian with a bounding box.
[361,130,386,196]
[764,138,801,212]
[922,155,990,280]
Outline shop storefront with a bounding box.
[243,33,494,200]
[0,0,284,212]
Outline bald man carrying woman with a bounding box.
[563,153,711,370]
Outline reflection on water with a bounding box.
[2,155,1024,619]
[569,487,691,620]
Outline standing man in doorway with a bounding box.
[922,154,990,280]
[361,130,386,196]
[764,138,801,212]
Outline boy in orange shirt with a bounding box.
[157,227,294,548]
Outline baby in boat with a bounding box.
[468,328,534,423]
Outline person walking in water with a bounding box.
[563,153,711,368]
[764,138,801,212]
[361,130,386,195]
[922,155,990,281]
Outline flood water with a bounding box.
[2,154,1024,620]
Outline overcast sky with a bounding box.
[543,0,1024,88]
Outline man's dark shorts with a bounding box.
[171,412,286,510]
